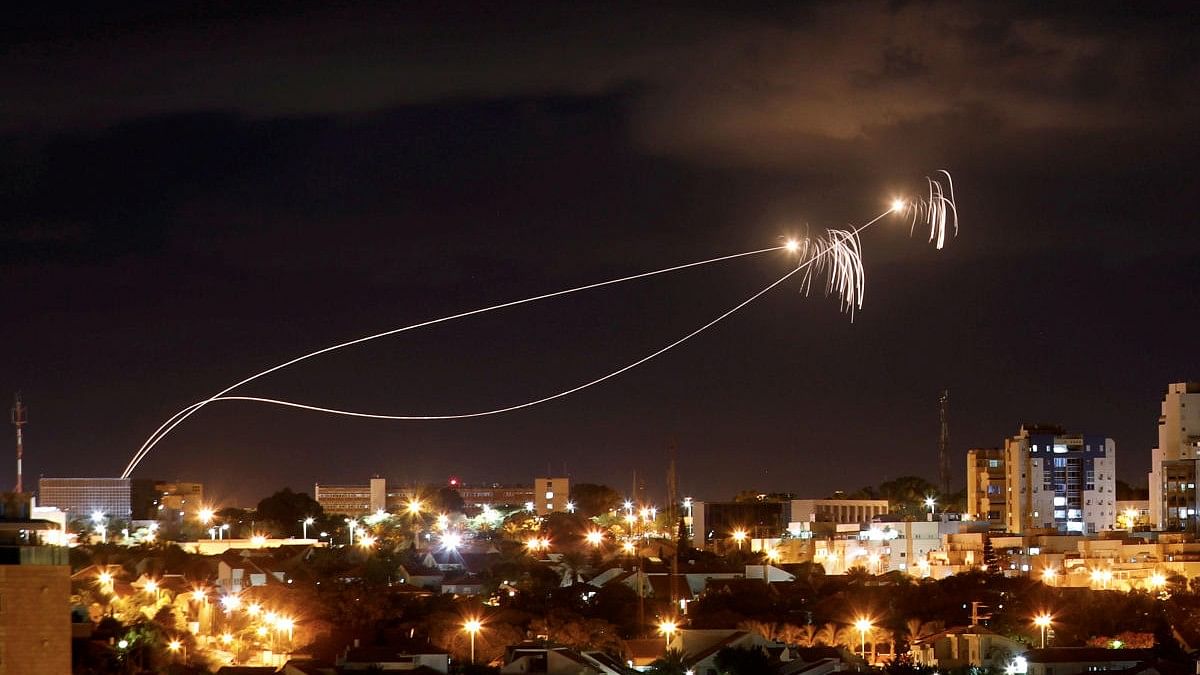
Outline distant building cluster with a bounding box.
[35,477,203,523]
[314,476,570,517]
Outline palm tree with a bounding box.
[814,622,839,646]
[646,648,688,675]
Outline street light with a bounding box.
[924,496,936,521]
[855,618,873,662]
[732,529,747,551]
[302,516,315,539]
[1124,508,1139,532]
[464,618,482,664]
[1147,572,1167,591]
[585,530,604,546]
[198,508,214,526]
[167,638,185,663]
[658,619,678,645]
[345,518,356,546]
[1041,567,1058,585]
[1033,614,1052,648]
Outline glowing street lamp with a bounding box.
[167,638,185,663]
[1124,508,1139,532]
[924,496,936,521]
[407,498,423,516]
[622,540,636,555]
[220,594,241,613]
[302,516,315,539]
[1033,614,1052,648]
[585,530,604,546]
[1041,567,1058,585]
[1147,572,1167,591]
[198,508,214,526]
[345,518,356,546]
[464,618,482,664]
[658,619,678,644]
[855,618,873,662]
[731,529,747,551]
[441,532,462,551]
[358,534,377,549]
[97,571,114,587]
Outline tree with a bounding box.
[646,648,688,675]
[714,646,770,675]
[431,486,465,514]
[255,488,323,535]
[570,483,621,518]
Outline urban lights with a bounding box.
[658,619,678,642]
[302,516,315,539]
[1033,614,1052,648]
[463,618,483,664]
[1041,567,1058,585]
[585,530,604,546]
[731,529,747,551]
[854,618,873,661]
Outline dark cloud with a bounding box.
[1,3,1197,503]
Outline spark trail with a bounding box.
[120,172,957,477]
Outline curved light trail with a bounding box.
[121,172,957,477]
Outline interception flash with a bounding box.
[891,198,906,213]
[784,239,801,252]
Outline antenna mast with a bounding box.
[11,394,27,494]
[938,388,950,497]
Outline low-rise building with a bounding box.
[911,627,1023,671]
[1020,648,1156,675]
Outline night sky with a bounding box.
[3,3,1198,506]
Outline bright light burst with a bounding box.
[441,532,462,551]
[120,172,959,474]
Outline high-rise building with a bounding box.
[965,448,1006,529]
[1148,382,1200,530]
[1003,425,1116,535]
[37,477,131,521]
[533,477,570,516]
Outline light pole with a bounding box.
[732,529,746,552]
[658,619,678,648]
[1033,614,1052,649]
[855,618,872,663]
[924,496,936,522]
[346,518,356,546]
[302,516,314,540]
[464,619,482,664]
[1041,567,1057,586]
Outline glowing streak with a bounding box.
[121,172,957,474]
[902,170,958,250]
[155,218,881,421]
[121,245,787,477]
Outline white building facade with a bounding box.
[1149,382,1200,530]
[1004,425,1116,535]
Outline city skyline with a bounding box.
[3,4,1199,505]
